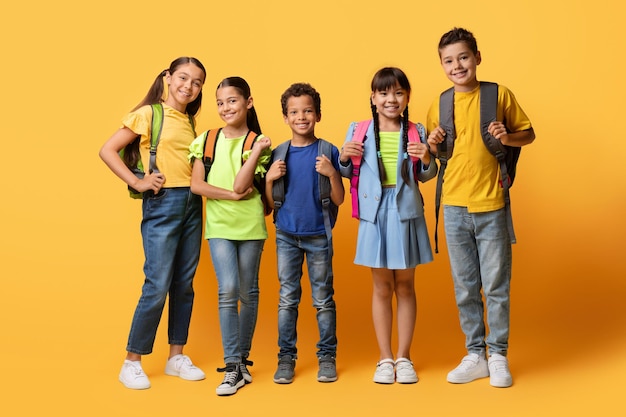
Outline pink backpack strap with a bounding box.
[349,120,371,218]
[407,122,420,162]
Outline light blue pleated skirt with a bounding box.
[354,187,433,269]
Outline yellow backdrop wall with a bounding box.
[1,1,625,416]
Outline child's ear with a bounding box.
[317,113,321,122]
[247,97,254,109]
[476,51,482,65]
[283,115,289,124]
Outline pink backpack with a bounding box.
[349,120,424,218]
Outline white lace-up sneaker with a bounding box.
[373,359,395,384]
[395,358,418,384]
[447,353,489,384]
[119,360,151,389]
[488,353,513,388]
[165,354,206,381]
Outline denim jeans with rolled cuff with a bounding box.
[126,187,202,355]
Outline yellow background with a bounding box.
[2,0,625,416]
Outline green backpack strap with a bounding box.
[147,103,164,174]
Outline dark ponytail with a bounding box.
[400,106,411,185]
[371,100,387,183]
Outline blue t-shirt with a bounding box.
[273,140,340,236]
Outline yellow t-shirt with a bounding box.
[122,104,196,188]
[427,84,532,212]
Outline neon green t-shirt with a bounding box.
[189,130,269,240]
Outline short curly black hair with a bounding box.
[280,83,321,116]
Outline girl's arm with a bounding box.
[190,158,252,200]
[233,136,271,193]
[99,127,165,194]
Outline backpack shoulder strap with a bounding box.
[434,88,455,253]
[202,128,221,179]
[479,82,505,159]
[480,81,517,244]
[242,131,259,156]
[271,141,291,214]
[317,139,333,204]
[148,103,164,174]
[318,138,336,257]
[349,120,371,219]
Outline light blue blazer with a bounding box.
[339,120,437,223]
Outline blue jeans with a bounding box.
[209,238,264,364]
[443,206,512,357]
[126,188,202,355]
[276,230,337,358]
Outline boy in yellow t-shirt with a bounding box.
[426,27,535,388]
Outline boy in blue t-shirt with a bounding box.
[265,83,345,384]
[427,27,535,388]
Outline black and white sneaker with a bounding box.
[216,363,245,396]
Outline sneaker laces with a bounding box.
[127,361,145,377]
[217,365,239,385]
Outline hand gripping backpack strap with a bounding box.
[479,82,516,244]
[318,139,335,258]
[271,141,290,221]
[434,88,456,253]
[349,120,371,219]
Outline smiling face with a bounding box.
[371,82,409,123]
[439,41,481,92]
[215,86,252,128]
[164,63,205,112]
[283,94,320,140]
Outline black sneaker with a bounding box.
[240,358,253,384]
[216,363,245,396]
[317,355,338,382]
[273,355,295,384]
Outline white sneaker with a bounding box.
[395,358,418,384]
[373,359,395,384]
[447,353,489,384]
[119,360,151,389]
[488,353,513,388]
[165,354,206,381]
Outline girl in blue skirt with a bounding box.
[339,67,437,384]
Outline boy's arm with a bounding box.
[264,158,286,210]
[494,125,535,147]
[316,154,345,206]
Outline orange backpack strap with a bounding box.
[202,129,221,177]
